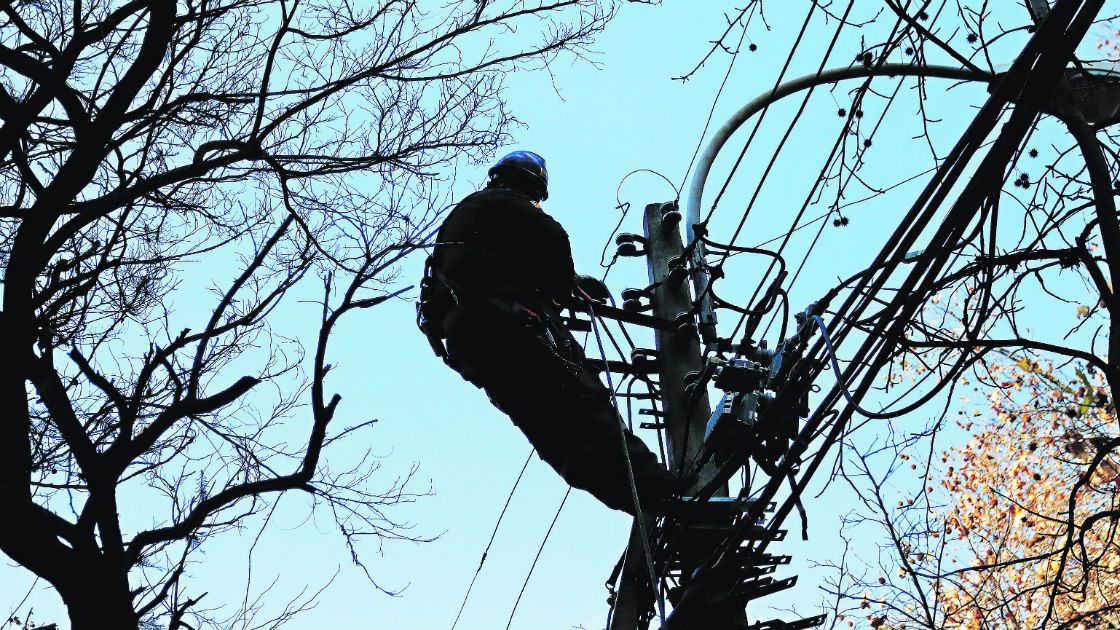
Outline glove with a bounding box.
[575,274,611,303]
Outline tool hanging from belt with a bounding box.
[416,256,458,364]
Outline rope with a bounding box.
[582,288,667,627]
[450,450,534,630]
[504,488,570,630]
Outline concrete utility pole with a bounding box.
[642,202,715,480]
[608,202,728,630]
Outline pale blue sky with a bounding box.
[4,2,1116,629]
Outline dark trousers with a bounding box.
[444,302,676,515]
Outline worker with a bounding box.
[417,150,684,515]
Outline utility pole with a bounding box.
[603,201,831,630]
[642,202,715,481]
[608,202,727,630]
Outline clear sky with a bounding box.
[3,2,1116,629]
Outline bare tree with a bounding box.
[787,3,1120,628]
[0,1,618,628]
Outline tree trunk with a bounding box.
[60,560,138,630]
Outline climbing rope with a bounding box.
[582,288,667,627]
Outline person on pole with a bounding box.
[417,150,683,515]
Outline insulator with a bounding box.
[622,298,646,312]
[667,265,688,287]
[621,287,646,301]
[631,348,659,370]
[661,202,682,229]
[683,369,702,387]
[616,241,642,257]
[615,232,647,245]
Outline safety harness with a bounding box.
[417,254,581,376]
[418,255,549,350]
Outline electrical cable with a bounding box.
[503,488,571,630]
[703,5,959,353]
[703,2,825,223]
[727,53,912,344]
[689,4,1073,586]
[602,169,679,275]
[812,315,897,418]
[706,0,1101,576]
[707,25,981,587]
[450,450,535,630]
[692,0,863,349]
[760,75,913,342]
[584,1,1095,620]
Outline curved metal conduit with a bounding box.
[683,63,993,341]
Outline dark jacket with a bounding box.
[432,187,575,304]
[427,187,677,515]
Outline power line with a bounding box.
[703,0,1098,577]
[450,450,534,630]
[758,74,912,339]
[711,4,945,347]
[701,0,827,225]
[503,488,571,630]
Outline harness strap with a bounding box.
[418,255,562,366]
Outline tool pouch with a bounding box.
[416,256,457,364]
[523,301,587,380]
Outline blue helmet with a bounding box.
[488,150,548,200]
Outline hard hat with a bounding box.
[488,150,549,200]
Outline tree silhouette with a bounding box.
[0,1,616,628]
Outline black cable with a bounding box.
[692,0,1061,583]
[503,488,571,630]
[699,0,862,348]
[813,315,904,418]
[713,0,1099,576]
[765,72,911,314]
[709,3,952,351]
[450,450,535,630]
[601,169,679,276]
[732,68,909,343]
[703,2,825,223]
